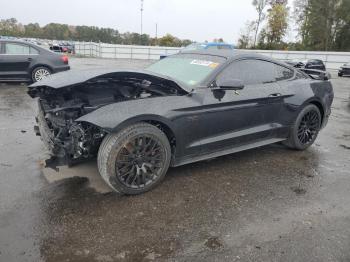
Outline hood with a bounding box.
[28,68,191,92]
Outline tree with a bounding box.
[333,0,350,51]
[0,18,193,47]
[293,0,309,44]
[24,23,42,38]
[252,0,268,48]
[293,0,349,51]
[265,0,289,49]
[158,34,182,47]
[237,21,256,49]
[0,18,22,36]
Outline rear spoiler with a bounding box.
[299,68,331,81]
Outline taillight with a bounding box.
[61,55,69,64]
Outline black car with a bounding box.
[28,50,334,195]
[0,40,70,82]
[49,45,64,53]
[287,59,326,71]
[338,63,350,77]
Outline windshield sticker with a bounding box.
[191,60,217,67]
[209,63,219,69]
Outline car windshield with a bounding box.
[146,54,226,87]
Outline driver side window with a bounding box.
[217,59,276,85]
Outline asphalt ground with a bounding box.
[0,57,349,262]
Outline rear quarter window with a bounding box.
[275,65,294,81]
[30,47,39,54]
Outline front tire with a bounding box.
[32,66,51,82]
[284,104,322,150]
[97,123,172,195]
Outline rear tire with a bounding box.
[97,123,171,195]
[32,66,51,82]
[283,104,321,150]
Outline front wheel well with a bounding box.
[144,120,176,154]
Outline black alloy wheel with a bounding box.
[297,110,320,145]
[115,135,166,189]
[98,123,171,195]
[283,104,322,150]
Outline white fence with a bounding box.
[74,42,180,60]
[74,42,350,69]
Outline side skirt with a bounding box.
[172,138,286,167]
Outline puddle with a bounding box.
[204,237,224,250]
[291,187,307,195]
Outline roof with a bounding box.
[178,49,295,70]
[179,49,273,60]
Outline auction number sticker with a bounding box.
[191,60,219,68]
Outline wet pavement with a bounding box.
[0,58,350,262]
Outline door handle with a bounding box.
[27,58,33,62]
[269,93,282,97]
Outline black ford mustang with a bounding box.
[28,50,334,195]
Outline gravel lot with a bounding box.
[0,57,350,262]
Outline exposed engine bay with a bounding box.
[29,73,186,170]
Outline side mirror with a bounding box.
[216,78,244,90]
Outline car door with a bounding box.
[193,59,285,154]
[0,42,37,80]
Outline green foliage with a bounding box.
[264,1,289,49]
[241,0,350,51]
[0,18,193,47]
[294,0,350,51]
[158,34,183,47]
[0,18,22,36]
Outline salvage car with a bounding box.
[0,40,70,82]
[28,50,334,195]
[338,62,350,77]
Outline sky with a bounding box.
[0,0,262,43]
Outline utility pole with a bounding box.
[155,23,158,46]
[140,0,144,36]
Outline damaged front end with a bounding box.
[35,98,105,170]
[29,70,186,170]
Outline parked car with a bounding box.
[160,42,234,59]
[0,40,70,82]
[338,63,350,77]
[286,59,326,71]
[29,50,334,195]
[60,43,75,54]
[182,42,234,51]
[49,44,64,53]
